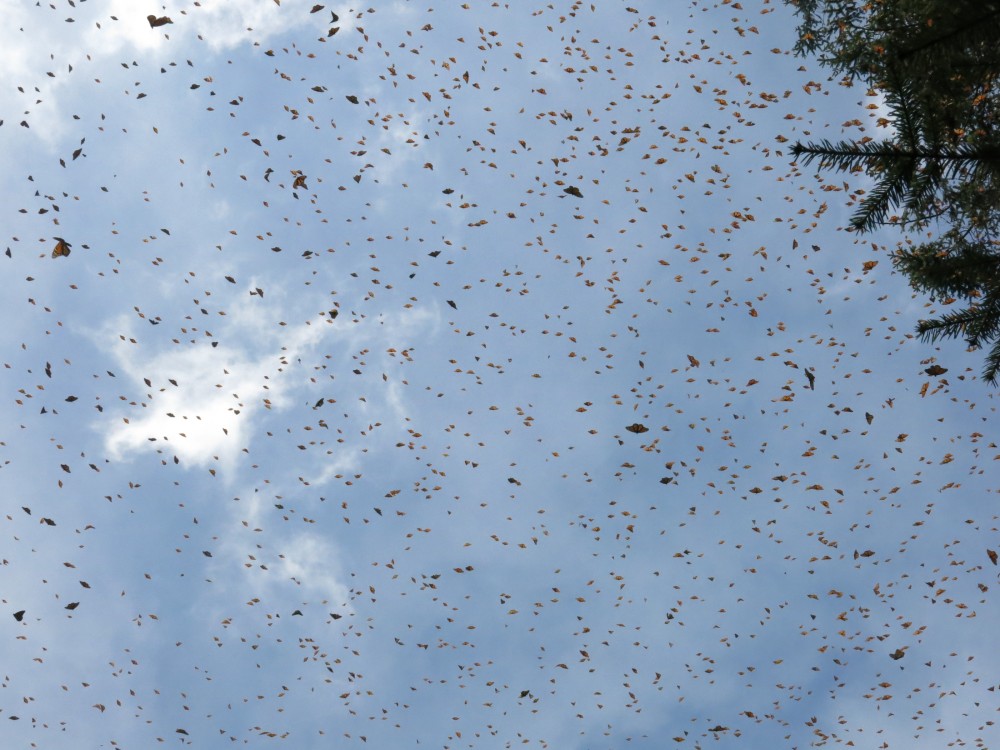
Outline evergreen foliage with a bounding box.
[788,0,1000,382]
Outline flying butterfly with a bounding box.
[51,238,71,258]
[625,423,649,434]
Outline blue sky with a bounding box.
[1,0,998,747]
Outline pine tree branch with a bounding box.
[896,6,1000,62]
[982,336,1000,385]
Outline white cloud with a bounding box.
[0,0,334,150]
[184,0,301,51]
[96,301,327,475]
[82,0,329,56]
[94,292,437,479]
[275,531,351,603]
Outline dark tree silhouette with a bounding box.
[788,0,1000,382]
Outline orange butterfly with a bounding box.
[51,238,71,258]
[625,423,648,434]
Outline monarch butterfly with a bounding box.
[51,238,71,258]
[625,423,648,434]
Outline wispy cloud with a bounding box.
[96,298,326,475]
[94,291,437,480]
